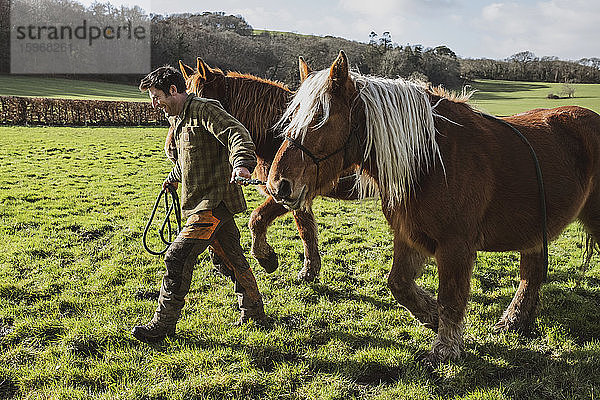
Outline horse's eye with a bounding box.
[314,109,326,123]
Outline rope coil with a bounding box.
[143,183,182,255]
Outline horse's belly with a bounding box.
[478,196,583,252]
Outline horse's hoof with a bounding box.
[297,267,318,282]
[417,345,460,368]
[493,320,509,333]
[416,350,441,371]
[493,317,533,334]
[255,250,279,273]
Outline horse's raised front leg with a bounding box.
[426,244,475,364]
[387,236,438,330]
[293,207,321,282]
[249,196,290,273]
[494,250,545,332]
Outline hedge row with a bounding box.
[0,96,168,126]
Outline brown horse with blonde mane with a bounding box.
[179,58,359,281]
[267,50,600,363]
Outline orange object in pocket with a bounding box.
[180,211,220,240]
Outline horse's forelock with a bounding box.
[278,69,332,140]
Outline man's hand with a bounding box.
[163,180,179,191]
[230,166,252,184]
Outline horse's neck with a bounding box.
[226,76,289,118]
[225,76,290,148]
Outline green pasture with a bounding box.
[1,126,600,399]
[0,76,146,102]
[468,79,600,116]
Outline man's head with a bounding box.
[139,66,188,116]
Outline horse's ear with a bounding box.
[197,57,214,80]
[179,60,194,80]
[298,56,312,82]
[329,50,349,91]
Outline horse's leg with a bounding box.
[248,196,289,273]
[578,191,600,267]
[292,207,321,282]
[387,236,438,330]
[426,244,475,363]
[494,250,545,332]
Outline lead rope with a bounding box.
[479,112,549,275]
[143,183,182,256]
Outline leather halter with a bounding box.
[283,121,359,185]
[283,92,364,186]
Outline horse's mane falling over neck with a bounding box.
[203,71,291,149]
[279,69,443,206]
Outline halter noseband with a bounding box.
[283,117,361,186]
[283,91,365,187]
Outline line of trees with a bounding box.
[151,14,463,88]
[461,51,600,83]
[132,12,600,87]
[2,2,600,87]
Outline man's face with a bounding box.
[148,86,177,116]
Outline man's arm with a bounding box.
[163,117,181,190]
[163,162,181,190]
[199,101,257,179]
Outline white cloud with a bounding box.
[476,1,600,59]
[340,0,403,17]
[340,0,462,17]
[88,0,599,60]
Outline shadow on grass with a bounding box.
[170,321,407,385]
[432,338,600,399]
[470,81,550,93]
[539,274,600,343]
[305,282,397,310]
[0,375,18,399]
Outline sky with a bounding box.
[78,0,599,60]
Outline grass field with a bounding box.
[0,76,146,102]
[468,79,600,116]
[1,125,600,399]
[2,77,600,399]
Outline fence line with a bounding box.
[0,96,168,126]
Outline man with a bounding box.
[133,66,265,343]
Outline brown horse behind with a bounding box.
[268,51,600,363]
[179,58,359,281]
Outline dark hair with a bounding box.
[139,65,187,95]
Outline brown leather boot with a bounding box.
[132,319,176,343]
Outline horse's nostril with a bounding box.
[278,179,292,199]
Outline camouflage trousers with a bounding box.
[153,202,264,326]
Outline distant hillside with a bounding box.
[2,5,599,87]
[152,13,462,88]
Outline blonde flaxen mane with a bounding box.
[280,69,445,206]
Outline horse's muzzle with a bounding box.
[269,179,306,210]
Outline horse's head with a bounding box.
[179,58,227,102]
[267,51,362,210]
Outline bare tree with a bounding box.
[560,81,576,98]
